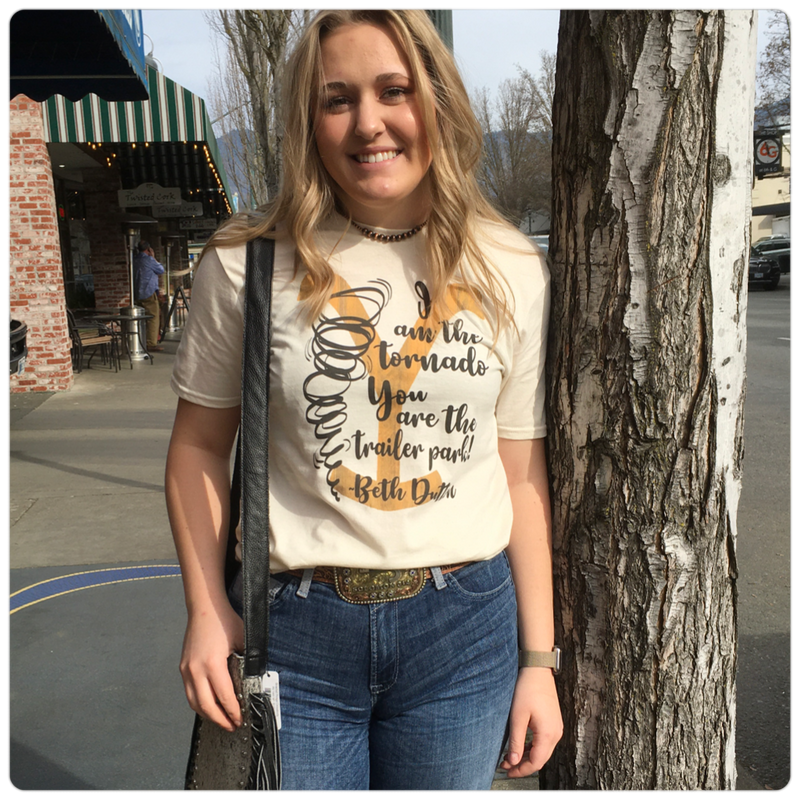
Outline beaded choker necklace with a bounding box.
[351,220,426,243]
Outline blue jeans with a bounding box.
[231,552,518,790]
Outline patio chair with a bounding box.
[67,309,120,373]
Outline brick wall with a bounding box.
[82,166,132,309]
[9,95,73,392]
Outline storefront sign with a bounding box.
[118,183,181,207]
[153,201,204,217]
[754,132,783,178]
[180,218,218,231]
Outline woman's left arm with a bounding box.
[498,437,563,778]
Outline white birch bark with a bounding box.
[543,11,755,790]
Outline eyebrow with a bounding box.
[320,73,411,93]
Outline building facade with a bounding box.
[10,66,231,393]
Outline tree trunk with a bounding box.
[541,10,755,790]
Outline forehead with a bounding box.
[319,23,412,80]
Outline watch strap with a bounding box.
[519,647,562,673]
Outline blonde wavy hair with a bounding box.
[206,9,519,332]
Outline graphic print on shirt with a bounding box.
[299,273,488,511]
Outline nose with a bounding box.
[353,96,385,140]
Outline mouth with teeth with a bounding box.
[353,150,400,164]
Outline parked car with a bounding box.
[530,235,549,254]
[751,235,790,273]
[11,319,27,375]
[748,254,781,291]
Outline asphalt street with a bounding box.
[734,273,791,790]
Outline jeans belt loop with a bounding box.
[296,568,314,598]
[268,574,283,596]
[430,566,447,590]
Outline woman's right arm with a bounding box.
[165,397,244,731]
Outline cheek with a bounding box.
[412,126,432,173]
[403,108,431,165]
[418,129,432,169]
[314,118,344,165]
[313,134,331,165]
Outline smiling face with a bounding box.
[314,23,433,229]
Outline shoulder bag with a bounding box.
[184,237,281,790]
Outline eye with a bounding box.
[383,86,409,102]
[322,94,351,112]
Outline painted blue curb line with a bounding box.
[10,565,182,614]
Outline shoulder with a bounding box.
[474,217,543,257]
[197,235,296,289]
[138,252,163,269]
[196,243,247,289]
[473,218,549,287]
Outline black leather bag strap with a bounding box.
[240,236,275,677]
[223,437,242,591]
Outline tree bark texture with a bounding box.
[541,10,755,790]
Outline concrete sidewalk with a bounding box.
[9,338,193,790]
[8,333,761,790]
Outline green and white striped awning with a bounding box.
[42,64,232,206]
[43,64,212,144]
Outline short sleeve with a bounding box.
[495,253,550,439]
[169,246,245,408]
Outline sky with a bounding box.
[140,8,562,104]
[139,7,778,129]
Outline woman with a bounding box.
[166,9,562,790]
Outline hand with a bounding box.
[179,601,245,731]
[500,667,563,778]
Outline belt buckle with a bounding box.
[333,567,425,604]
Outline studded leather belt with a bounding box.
[285,563,471,605]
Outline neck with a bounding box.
[334,193,431,231]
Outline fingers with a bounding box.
[500,708,536,777]
[178,601,246,730]
[500,675,564,778]
[181,655,243,731]
[501,733,562,777]
[526,730,558,775]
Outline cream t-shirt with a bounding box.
[171,215,550,572]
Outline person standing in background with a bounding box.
[133,240,165,352]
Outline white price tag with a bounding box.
[261,671,281,729]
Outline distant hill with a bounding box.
[215,127,258,210]
[754,97,789,131]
